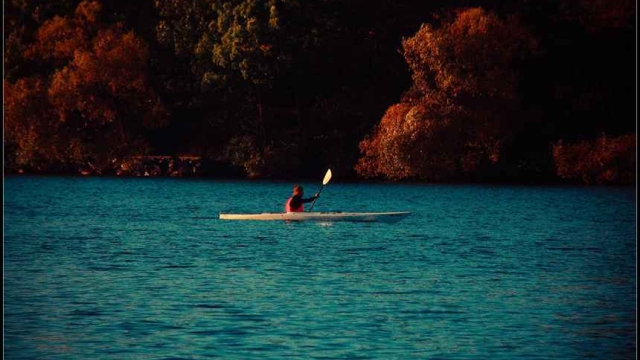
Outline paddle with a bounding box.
[308,169,332,211]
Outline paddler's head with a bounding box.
[293,185,303,196]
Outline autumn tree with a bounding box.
[6,0,633,181]
[357,8,538,181]
[4,0,83,81]
[4,78,57,170]
[553,134,636,185]
[5,0,167,173]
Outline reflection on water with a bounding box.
[4,176,636,359]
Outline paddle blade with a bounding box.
[322,169,332,185]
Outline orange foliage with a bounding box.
[356,97,472,181]
[356,103,416,179]
[553,134,636,184]
[402,8,537,98]
[24,0,103,63]
[75,0,102,24]
[6,0,168,173]
[25,16,86,62]
[4,77,68,167]
[25,0,168,129]
[47,25,159,127]
[357,8,537,181]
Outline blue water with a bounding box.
[4,176,636,359]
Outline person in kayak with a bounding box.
[285,185,319,212]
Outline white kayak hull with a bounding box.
[219,211,410,223]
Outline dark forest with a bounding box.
[4,0,636,184]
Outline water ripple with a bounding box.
[4,177,636,360]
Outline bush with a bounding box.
[553,134,636,184]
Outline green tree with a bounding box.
[155,0,325,176]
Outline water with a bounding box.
[4,176,636,359]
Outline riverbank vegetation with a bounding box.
[4,0,635,184]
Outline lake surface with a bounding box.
[4,176,636,359]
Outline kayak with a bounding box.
[219,211,410,223]
[219,211,411,223]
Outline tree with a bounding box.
[5,0,168,173]
[4,0,81,81]
[4,77,59,170]
[155,0,327,177]
[357,8,538,181]
[553,134,636,185]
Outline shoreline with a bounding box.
[5,156,635,187]
[4,171,635,187]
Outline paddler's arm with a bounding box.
[290,194,319,208]
[301,194,319,203]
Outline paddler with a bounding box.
[285,185,319,212]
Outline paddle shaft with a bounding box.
[308,169,332,212]
[308,185,325,211]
